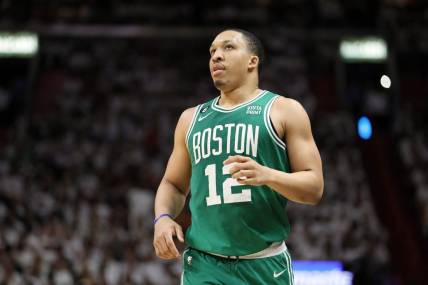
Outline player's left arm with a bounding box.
[225,97,324,205]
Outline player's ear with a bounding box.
[248,55,259,71]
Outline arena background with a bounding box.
[0,1,427,284]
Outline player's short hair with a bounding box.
[225,28,265,72]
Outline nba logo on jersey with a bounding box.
[201,106,209,113]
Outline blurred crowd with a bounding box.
[287,112,389,266]
[0,44,182,283]
[1,0,428,28]
[399,110,428,247]
[0,34,394,284]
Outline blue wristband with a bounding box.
[153,213,173,225]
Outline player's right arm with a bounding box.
[153,107,196,259]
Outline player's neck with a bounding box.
[218,84,262,109]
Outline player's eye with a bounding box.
[225,45,234,50]
[209,49,215,55]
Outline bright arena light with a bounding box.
[0,32,39,57]
[340,37,388,62]
[380,75,391,89]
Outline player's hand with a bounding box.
[223,155,271,186]
[153,217,184,259]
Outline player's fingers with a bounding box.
[231,170,241,179]
[157,237,176,259]
[156,232,177,258]
[232,169,247,180]
[155,246,169,259]
[223,155,250,165]
[241,169,254,178]
[154,238,171,259]
[175,225,185,243]
[154,244,159,256]
[153,235,163,251]
[157,249,175,259]
[154,236,168,257]
[164,233,180,257]
[229,161,253,175]
[235,155,250,162]
[237,176,255,185]
[234,169,254,180]
[154,245,173,260]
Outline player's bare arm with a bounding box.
[153,107,195,259]
[225,97,324,205]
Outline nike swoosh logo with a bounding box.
[273,269,287,278]
[198,112,213,122]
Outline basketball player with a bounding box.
[153,29,324,285]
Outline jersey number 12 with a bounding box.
[205,163,252,206]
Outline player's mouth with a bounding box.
[212,64,226,76]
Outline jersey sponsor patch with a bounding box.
[246,105,262,115]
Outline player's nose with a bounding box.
[211,50,224,63]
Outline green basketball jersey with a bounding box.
[185,90,291,256]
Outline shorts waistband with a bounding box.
[191,241,287,260]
